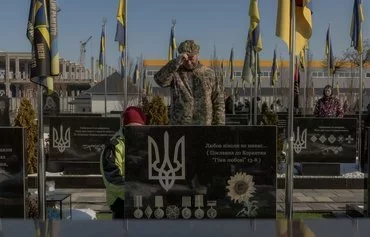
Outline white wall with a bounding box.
[91,95,139,114]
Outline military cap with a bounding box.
[178,40,200,55]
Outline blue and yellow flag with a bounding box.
[276,0,313,55]
[168,23,177,61]
[115,0,126,52]
[120,50,125,78]
[270,49,278,86]
[142,68,147,90]
[99,27,105,71]
[27,0,55,94]
[326,26,334,75]
[242,34,255,84]
[47,0,59,94]
[229,48,234,81]
[132,63,139,85]
[350,0,364,53]
[249,0,263,52]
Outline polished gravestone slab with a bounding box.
[0,97,10,126]
[125,126,277,219]
[293,117,357,163]
[48,116,120,174]
[0,127,26,218]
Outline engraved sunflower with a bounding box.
[226,172,256,204]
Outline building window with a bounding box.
[147,70,153,76]
[317,72,323,77]
[366,73,370,78]
[312,71,318,77]
[234,71,242,77]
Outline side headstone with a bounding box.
[0,127,26,218]
[0,97,10,126]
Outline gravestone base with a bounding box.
[62,162,100,175]
[301,163,341,176]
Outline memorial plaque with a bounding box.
[49,117,120,162]
[0,127,26,218]
[43,92,60,116]
[293,118,357,163]
[125,126,276,219]
[0,96,10,126]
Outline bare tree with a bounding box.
[343,39,370,67]
[321,56,348,75]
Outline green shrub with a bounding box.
[14,98,37,174]
[142,95,169,125]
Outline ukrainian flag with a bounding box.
[120,50,125,78]
[326,26,334,75]
[168,23,177,61]
[242,34,254,84]
[229,48,234,81]
[276,0,312,55]
[270,49,278,86]
[99,27,105,71]
[47,0,59,94]
[350,0,364,53]
[115,0,126,52]
[133,63,139,85]
[249,0,262,52]
[27,0,52,91]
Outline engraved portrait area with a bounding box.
[125,126,276,219]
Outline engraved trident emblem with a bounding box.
[293,126,307,154]
[52,125,71,153]
[148,131,185,192]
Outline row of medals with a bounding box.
[133,195,217,219]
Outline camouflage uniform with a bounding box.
[154,40,225,125]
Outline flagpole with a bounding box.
[273,85,276,113]
[285,0,296,221]
[254,51,258,125]
[37,80,46,220]
[102,18,107,117]
[124,0,128,110]
[303,47,307,117]
[328,25,332,87]
[359,52,363,170]
[249,80,253,125]
[232,82,235,115]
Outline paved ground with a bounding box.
[41,188,366,214]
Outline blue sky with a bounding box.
[0,0,369,69]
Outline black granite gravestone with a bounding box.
[0,96,10,126]
[365,127,370,217]
[125,126,277,219]
[293,117,357,163]
[49,116,120,174]
[0,127,26,218]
